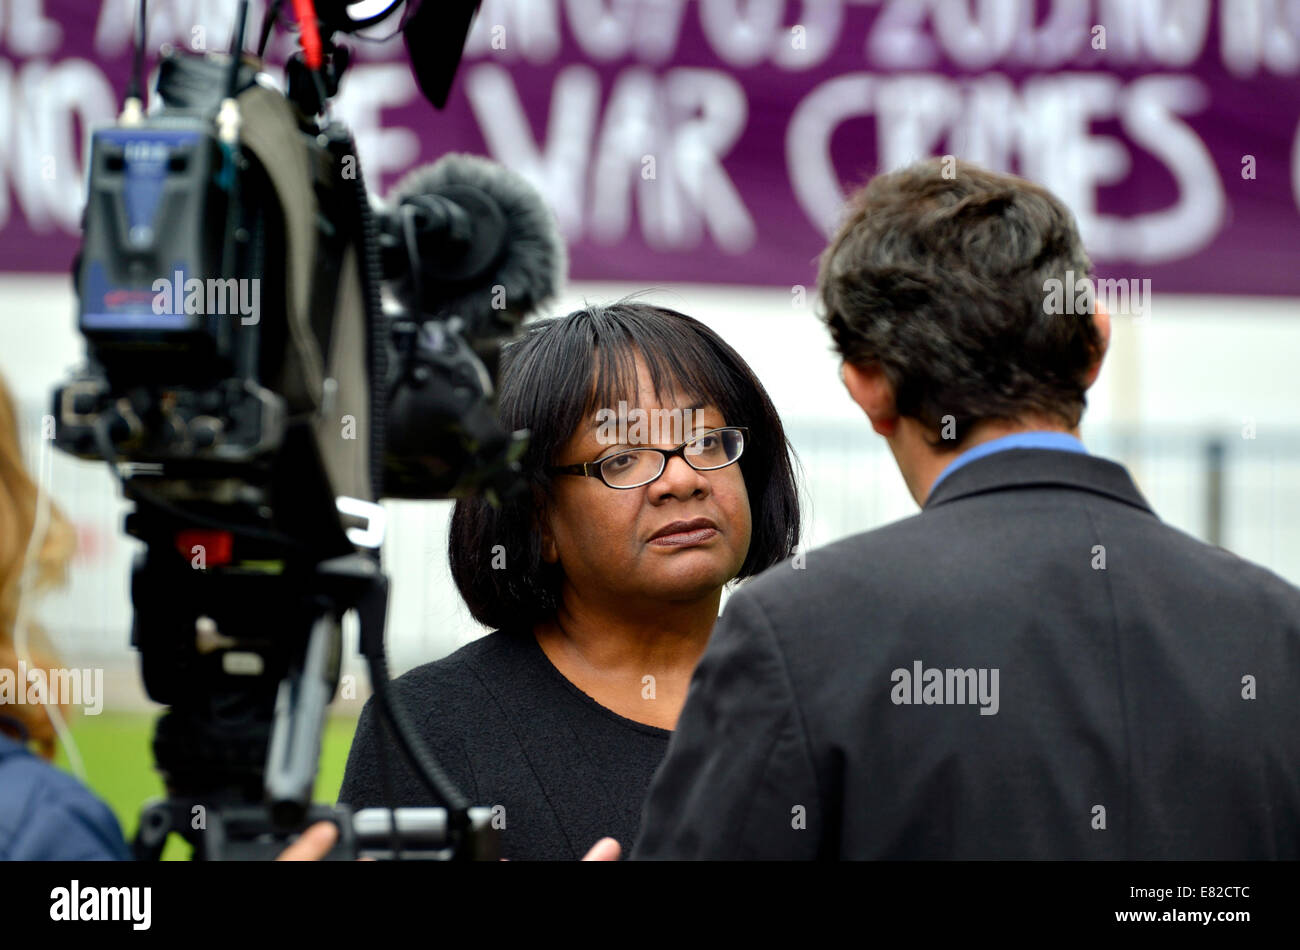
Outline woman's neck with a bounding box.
[532,590,723,729]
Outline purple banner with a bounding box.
[2,0,1300,293]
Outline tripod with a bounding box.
[122,470,496,861]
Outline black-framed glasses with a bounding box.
[550,427,749,490]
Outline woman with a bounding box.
[0,372,131,860]
[339,301,801,859]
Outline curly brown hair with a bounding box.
[0,373,76,760]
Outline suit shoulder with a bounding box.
[1154,520,1300,609]
[736,512,928,604]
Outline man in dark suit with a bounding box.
[607,157,1300,860]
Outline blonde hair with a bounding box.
[0,373,76,759]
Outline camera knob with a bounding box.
[191,416,222,449]
[103,408,133,445]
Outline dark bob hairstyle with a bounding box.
[448,300,802,633]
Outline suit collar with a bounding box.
[922,448,1154,514]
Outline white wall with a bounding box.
[2,275,1299,704]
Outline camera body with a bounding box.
[60,114,280,464]
[48,3,552,859]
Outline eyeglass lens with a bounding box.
[600,428,744,487]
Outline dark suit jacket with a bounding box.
[631,448,1300,859]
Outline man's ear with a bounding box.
[1083,301,1111,390]
[841,360,898,437]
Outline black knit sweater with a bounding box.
[338,629,671,860]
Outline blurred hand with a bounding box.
[581,837,621,861]
[275,821,340,861]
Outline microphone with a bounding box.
[310,2,483,111]
[377,153,564,500]
[377,153,568,337]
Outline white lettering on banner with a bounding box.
[1,0,1294,260]
[874,75,964,173]
[93,0,258,59]
[464,0,562,62]
[945,73,1025,171]
[1220,0,1300,76]
[1136,0,1212,67]
[0,0,63,57]
[565,0,691,63]
[1013,74,1129,243]
[785,73,872,246]
[1108,75,1224,259]
[772,0,843,71]
[468,62,754,253]
[590,67,661,244]
[867,0,938,68]
[566,0,641,61]
[0,58,116,232]
[71,0,1300,87]
[465,62,600,239]
[1007,0,1090,69]
[642,68,754,252]
[479,0,1243,72]
[929,0,1022,70]
[1098,0,1144,61]
[698,0,785,68]
[864,0,1217,71]
[787,71,1226,263]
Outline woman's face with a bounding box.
[539,356,752,613]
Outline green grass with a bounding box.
[51,710,360,861]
